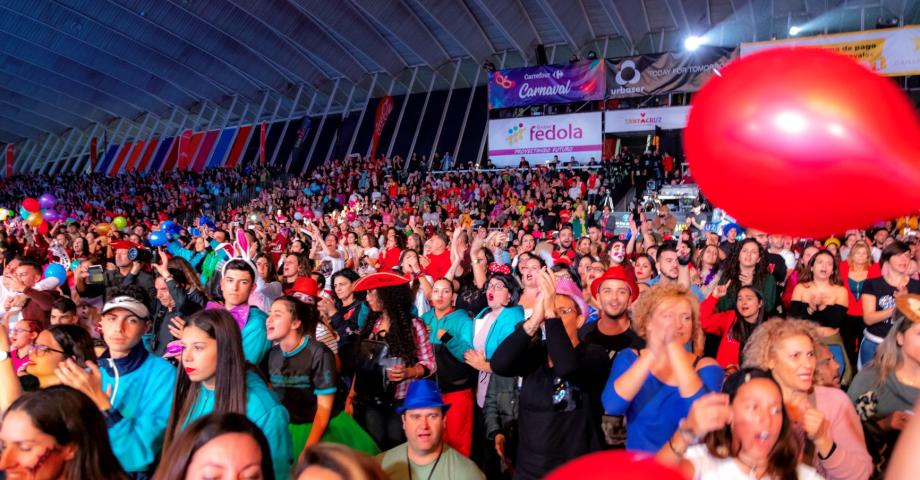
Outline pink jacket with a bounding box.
[812,386,873,480]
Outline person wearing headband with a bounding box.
[55,285,177,477]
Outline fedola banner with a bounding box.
[606,47,736,99]
[740,26,920,76]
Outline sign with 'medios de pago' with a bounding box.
[487,112,603,167]
[488,60,606,109]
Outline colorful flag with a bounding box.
[370,96,394,160]
[90,137,98,172]
[5,144,13,177]
[259,121,267,165]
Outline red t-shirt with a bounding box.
[424,250,451,281]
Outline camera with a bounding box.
[127,247,155,264]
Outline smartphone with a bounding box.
[87,265,105,284]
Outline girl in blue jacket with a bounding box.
[163,309,292,479]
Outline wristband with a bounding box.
[102,408,124,428]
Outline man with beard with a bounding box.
[646,241,705,301]
[578,266,642,449]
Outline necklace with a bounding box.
[734,455,767,480]
[896,370,920,388]
[407,446,443,480]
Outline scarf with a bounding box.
[206,301,249,330]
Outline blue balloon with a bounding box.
[148,231,168,247]
[190,228,201,236]
[160,220,177,232]
[43,263,67,285]
[255,186,262,193]
[19,206,29,220]
[198,215,211,226]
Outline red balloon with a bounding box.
[22,197,40,213]
[546,451,684,480]
[685,47,920,238]
[37,221,49,235]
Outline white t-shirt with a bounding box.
[685,445,824,480]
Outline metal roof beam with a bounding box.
[471,0,540,62]
[412,0,495,61]
[349,0,452,67]
[539,0,597,52]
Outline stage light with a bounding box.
[684,35,704,51]
[586,50,597,60]
[789,26,802,36]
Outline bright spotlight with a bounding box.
[789,26,802,36]
[684,35,704,51]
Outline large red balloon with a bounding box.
[685,47,920,238]
[22,197,40,213]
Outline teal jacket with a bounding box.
[167,239,218,284]
[420,308,474,362]
[473,305,524,360]
[243,306,271,365]
[186,370,293,479]
[99,348,177,474]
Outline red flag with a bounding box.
[5,144,13,177]
[178,129,193,170]
[259,121,267,165]
[370,96,394,160]
[90,137,98,172]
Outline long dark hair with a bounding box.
[48,324,97,364]
[168,256,208,297]
[154,413,274,480]
[273,295,319,337]
[4,386,129,480]
[718,238,770,298]
[163,309,247,450]
[729,286,766,358]
[797,249,842,286]
[704,368,799,480]
[363,284,419,365]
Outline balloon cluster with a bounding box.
[15,193,61,235]
[148,220,183,247]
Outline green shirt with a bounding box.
[377,444,485,480]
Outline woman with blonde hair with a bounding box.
[602,283,724,452]
[839,240,880,373]
[742,318,872,480]
[847,295,920,477]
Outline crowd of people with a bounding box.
[0,150,919,480]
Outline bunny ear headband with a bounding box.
[219,227,258,278]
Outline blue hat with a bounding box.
[396,380,451,414]
[722,222,743,237]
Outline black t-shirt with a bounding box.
[268,338,342,424]
[578,322,643,362]
[864,277,920,338]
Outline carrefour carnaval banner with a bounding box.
[488,59,606,109]
[488,112,603,167]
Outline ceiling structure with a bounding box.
[1,0,917,169]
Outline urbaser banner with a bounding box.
[606,47,736,98]
[488,60,605,109]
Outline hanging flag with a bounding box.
[90,137,98,172]
[259,121,267,165]
[286,116,312,170]
[178,129,193,170]
[370,96,394,160]
[5,144,13,177]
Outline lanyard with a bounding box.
[407,447,443,480]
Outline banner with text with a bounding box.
[488,112,602,166]
[488,60,605,109]
[740,26,920,76]
[605,106,691,133]
[606,47,736,98]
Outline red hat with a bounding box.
[352,271,410,292]
[111,240,142,251]
[591,266,639,302]
[546,451,683,480]
[286,277,320,298]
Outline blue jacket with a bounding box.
[472,305,524,359]
[243,306,271,365]
[420,308,474,362]
[99,345,177,474]
[186,370,292,479]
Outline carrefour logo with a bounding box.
[553,69,564,79]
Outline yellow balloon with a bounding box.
[26,211,43,227]
[0,209,8,221]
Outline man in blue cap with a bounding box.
[377,379,484,480]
